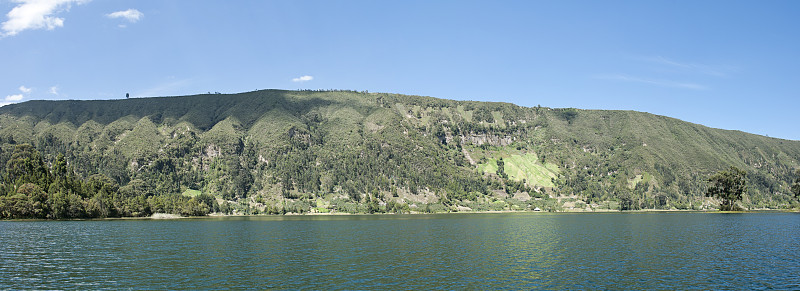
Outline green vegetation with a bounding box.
[0,144,218,219]
[706,166,747,211]
[792,169,800,198]
[1,89,799,218]
[182,189,202,197]
[477,153,558,187]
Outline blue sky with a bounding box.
[2,1,799,140]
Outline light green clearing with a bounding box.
[182,189,202,197]
[314,198,331,213]
[414,105,431,124]
[455,105,473,122]
[477,153,559,187]
[628,172,653,189]
[491,111,505,126]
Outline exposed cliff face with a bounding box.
[460,133,514,147]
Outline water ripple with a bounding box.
[1,213,798,290]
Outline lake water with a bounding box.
[1,213,799,290]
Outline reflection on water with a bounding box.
[1,213,799,289]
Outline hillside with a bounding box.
[1,89,798,218]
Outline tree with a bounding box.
[706,166,747,211]
[119,179,150,198]
[617,187,637,211]
[5,144,52,188]
[558,108,579,124]
[792,169,800,198]
[16,183,48,218]
[496,158,507,179]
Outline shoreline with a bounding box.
[2,208,796,222]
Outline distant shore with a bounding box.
[162,208,799,219]
[2,209,796,221]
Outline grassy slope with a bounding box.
[1,90,798,210]
[475,152,559,188]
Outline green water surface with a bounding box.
[1,212,798,289]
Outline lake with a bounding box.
[1,212,799,290]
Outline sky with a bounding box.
[1,0,799,140]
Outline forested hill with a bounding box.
[1,89,798,218]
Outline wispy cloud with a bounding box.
[596,55,735,90]
[19,85,31,93]
[1,0,88,37]
[136,78,191,98]
[106,9,142,23]
[49,86,58,95]
[638,56,735,77]
[292,75,313,82]
[596,74,707,90]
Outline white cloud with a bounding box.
[596,74,707,90]
[49,86,58,95]
[106,9,142,23]
[5,94,24,101]
[3,84,34,104]
[292,75,313,82]
[1,0,88,37]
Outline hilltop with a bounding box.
[1,89,798,218]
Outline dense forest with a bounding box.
[1,89,798,218]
